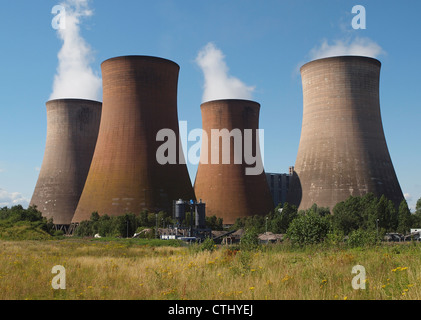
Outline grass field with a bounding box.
[0,238,420,300]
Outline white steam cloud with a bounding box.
[50,0,102,101]
[196,42,255,103]
[309,37,385,60]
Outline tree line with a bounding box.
[1,194,420,244]
[0,205,58,239]
[74,210,224,238]
[232,194,421,246]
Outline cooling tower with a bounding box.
[72,56,195,223]
[194,99,274,225]
[30,99,102,227]
[287,56,404,211]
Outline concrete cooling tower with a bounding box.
[194,99,274,225]
[30,99,102,229]
[287,56,404,211]
[72,56,195,223]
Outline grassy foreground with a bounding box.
[0,239,421,300]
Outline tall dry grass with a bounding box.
[0,239,420,300]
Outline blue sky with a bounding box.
[0,0,420,211]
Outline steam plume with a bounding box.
[196,42,255,103]
[309,37,385,60]
[50,0,102,101]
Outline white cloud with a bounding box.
[309,37,385,61]
[404,193,418,212]
[50,0,102,101]
[195,42,255,103]
[0,188,30,208]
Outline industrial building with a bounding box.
[30,99,102,231]
[71,56,195,224]
[287,56,404,211]
[266,167,294,207]
[194,99,274,225]
[159,199,211,241]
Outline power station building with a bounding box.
[30,99,102,230]
[194,99,274,225]
[30,53,406,232]
[266,167,294,207]
[287,56,404,211]
[71,56,195,223]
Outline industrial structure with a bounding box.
[160,199,211,241]
[287,56,404,211]
[266,167,294,207]
[71,56,195,223]
[194,99,274,225]
[30,99,102,231]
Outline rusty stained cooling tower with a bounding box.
[287,56,404,211]
[194,99,274,225]
[72,56,195,223]
[30,99,102,227]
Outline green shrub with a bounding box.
[347,229,379,248]
[200,237,216,251]
[270,202,298,234]
[74,220,94,237]
[240,228,260,251]
[53,230,65,237]
[324,231,345,247]
[286,213,331,246]
[0,205,56,240]
[0,223,53,240]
